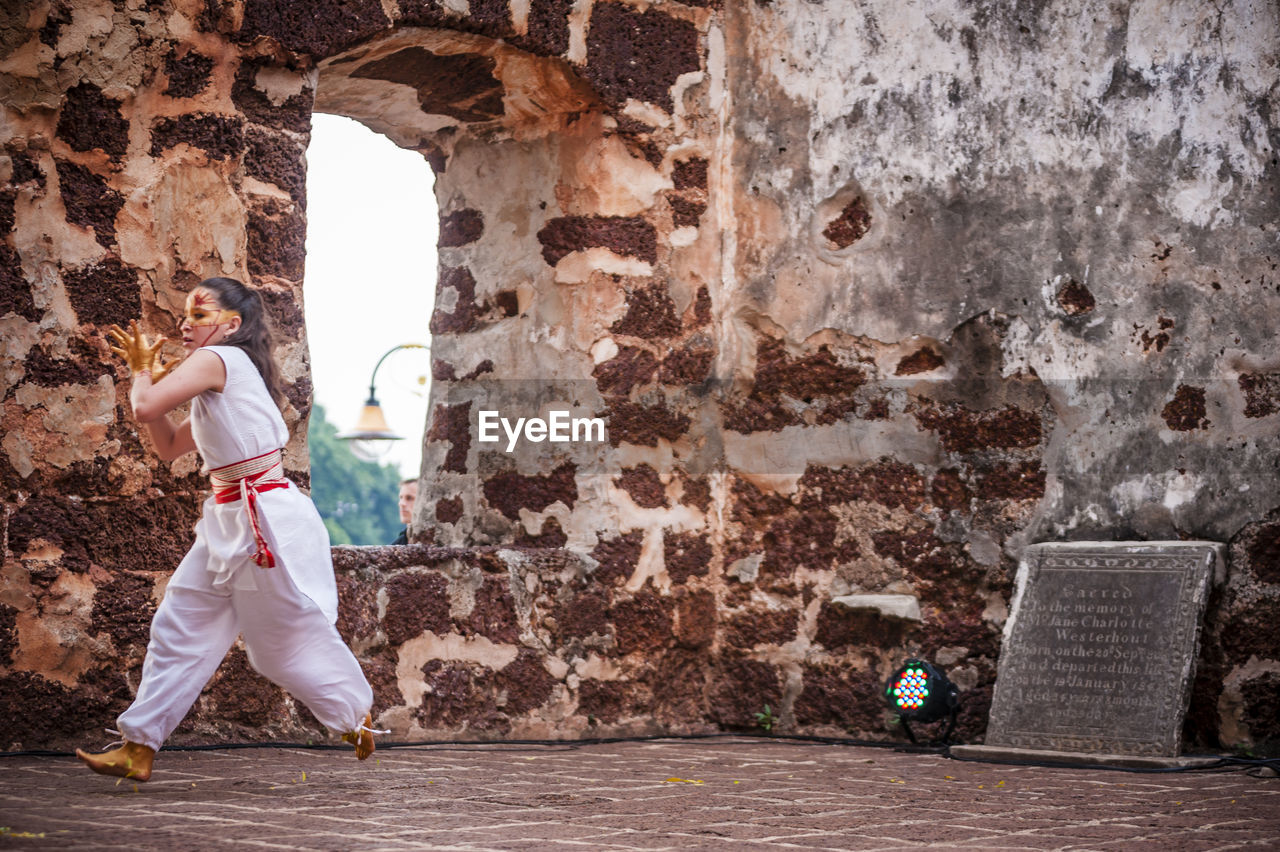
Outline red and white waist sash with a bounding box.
[209,449,290,568]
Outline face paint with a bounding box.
[182,289,240,348]
[183,290,239,327]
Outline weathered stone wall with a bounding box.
[729,0,1279,535]
[1,0,318,750]
[2,0,1277,755]
[716,0,1279,753]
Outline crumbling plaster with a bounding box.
[725,0,1279,540]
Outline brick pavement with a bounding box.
[1,738,1276,851]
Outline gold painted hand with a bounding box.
[107,320,168,377]
[150,351,175,382]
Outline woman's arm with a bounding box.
[109,321,226,460]
[138,410,196,461]
[129,349,225,423]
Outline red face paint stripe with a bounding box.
[194,325,221,348]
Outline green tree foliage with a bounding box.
[306,403,404,545]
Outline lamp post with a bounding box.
[337,343,430,462]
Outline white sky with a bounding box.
[302,114,438,478]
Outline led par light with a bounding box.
[885,658,960,742]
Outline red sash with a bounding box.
[210,449,290,568]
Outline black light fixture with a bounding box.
[337,342,429,462]
[884,658,960,744]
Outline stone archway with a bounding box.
[0,0,726,747]
[296,17,722,558]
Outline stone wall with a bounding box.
[715,0,1280,754]
[2,0,1277,754]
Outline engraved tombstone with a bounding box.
[954,542,1223,767]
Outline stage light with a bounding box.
[885,658,960,743]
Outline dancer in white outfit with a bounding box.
[78,277,376,781]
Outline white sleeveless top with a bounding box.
[189,346,289,470]
[169,346,338,623]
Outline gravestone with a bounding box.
[952,542,1224,768]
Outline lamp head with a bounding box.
[337,398,403,462]
[336,343,430,462]
[337,399,402,441]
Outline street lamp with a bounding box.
[337,343,430,462]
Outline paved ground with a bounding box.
[1,738,1276,850]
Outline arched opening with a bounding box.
[306,25,616,550]
[302,113,437,545]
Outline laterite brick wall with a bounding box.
[2,1,1277,754]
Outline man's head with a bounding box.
[398,478,418,525]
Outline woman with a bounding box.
[77,277,376,781]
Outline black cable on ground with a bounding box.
[0,731,943,759]
[5,732,1276,776]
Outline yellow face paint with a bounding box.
[183,289,240,328]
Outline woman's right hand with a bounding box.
[108,320,169,378]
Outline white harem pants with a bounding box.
[116,559,373,752]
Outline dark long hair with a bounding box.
[196,277,284,404]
